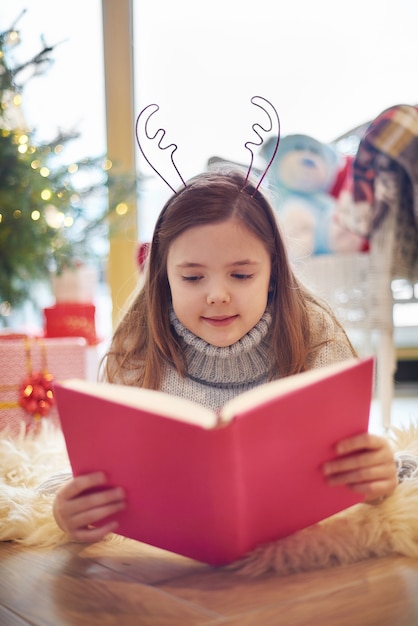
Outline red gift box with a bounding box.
[0,336,88,434]
[44,303,98,345]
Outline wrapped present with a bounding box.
[44,303,98,345]
[0,336,88,434]
[52,266,98,304]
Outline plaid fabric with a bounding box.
[353,104,418,237]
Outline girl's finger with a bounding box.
[325,463,393,486]
[323,450,390,476]
[335,433,390,456]
[68,498,126,533]
[71,519,120,543]
[58,472,108,500]
[348,479,397,499]
[64,486,126,517]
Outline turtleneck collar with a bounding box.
[169,308,272,388]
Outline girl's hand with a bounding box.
[53,472,126,542]
[323,433,398,502]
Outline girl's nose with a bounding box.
[206,284,231,304]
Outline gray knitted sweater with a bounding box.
[159,303,354,412]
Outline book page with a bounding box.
[58,379,218,429]
[220,358,360,422]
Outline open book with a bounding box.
[54,356,374,565]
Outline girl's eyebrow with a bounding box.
[175,262,205,269]
[176,260,260,268]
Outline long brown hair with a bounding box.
[104,168,343,388]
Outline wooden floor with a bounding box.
[1,539,418,626]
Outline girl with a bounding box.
[53,168,398,542]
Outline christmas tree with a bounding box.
[0,14,136,325]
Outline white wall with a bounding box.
[133,0,418,236]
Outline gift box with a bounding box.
[0,336,88,434]
[44,303,98,345]
[52,266,98,304]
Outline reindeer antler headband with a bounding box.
[135,96,280,195]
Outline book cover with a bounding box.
[54,356,374,565]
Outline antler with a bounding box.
[135,103,187,194]
[244,96,281,193]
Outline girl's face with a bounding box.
[166,218,271,347]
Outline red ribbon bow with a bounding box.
[18,370,55,419]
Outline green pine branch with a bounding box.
[0,17,139,324]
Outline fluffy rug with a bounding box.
[1,421,418,577]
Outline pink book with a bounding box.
[54,357,373,565]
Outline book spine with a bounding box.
[200,424,244,565]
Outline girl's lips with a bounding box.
[202,315,238,327]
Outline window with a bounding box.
[133,0,418,237]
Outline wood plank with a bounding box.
[158,556,418,623]
[0,543,218,625]
[0,605,30,626]
[78,536,211,584]
[1,541,418,625]
[204,560,418,625]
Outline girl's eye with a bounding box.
[232,273,253,280]
[182,275,203,282]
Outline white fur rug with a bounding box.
[1,422,418,577]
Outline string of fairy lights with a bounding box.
[0,24,133,318]
[0,125,129,227]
